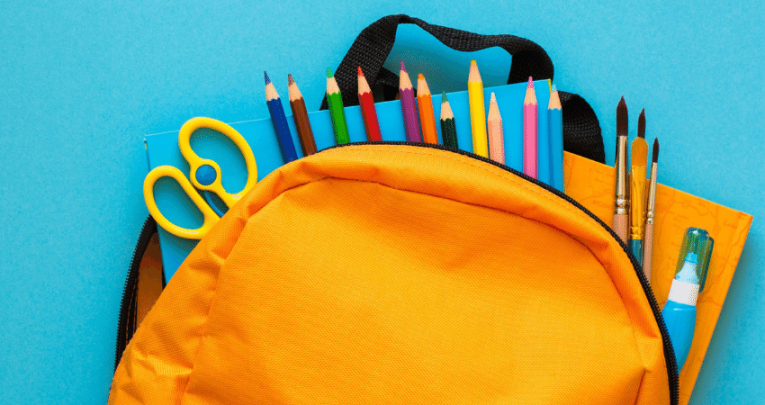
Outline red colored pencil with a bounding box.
[357,67,382,141]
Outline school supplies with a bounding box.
[488,92,504,164]
[613,97,630,243]
[643,138,660,280]
[143,117,258,239]
[288,74,317,156]
[630,109,648,263]
[326,68,350,145]
[265,72,298,163]
[416,74,438,144]
[398,61,421,142]
[523,77,538,179]
[468,60,488,157]
[440,92,458,149]
[662,228,714,371]
[548,84,564,192]
[565,152,751,404]
[145,80,551,277]
[357,67,382,141]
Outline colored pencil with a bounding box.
[523,77,538,178]
[264,71,298,163]
[440,92,458,149]
[643,138,660,282]
[468,60,488,157]
[357,67,382,141]
[399,61,421,142]
[548,84,564,192]
[613,97,629,243]
[326,68,350,145]
[630,109,648,264]
[488,92,504,164]
[417,74,438,144]
[287,74,317,156]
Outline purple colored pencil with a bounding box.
[399,61,421,142]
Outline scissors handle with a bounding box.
[179,117,258,208]
[143,166,220,240]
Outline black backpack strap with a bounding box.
[322,14,604,163]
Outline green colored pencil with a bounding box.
[440,92,458,149]
[326,68,349,145]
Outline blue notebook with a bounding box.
[146,80,553,279]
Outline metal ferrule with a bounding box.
[645,163,658,225]
[614,136,629,215]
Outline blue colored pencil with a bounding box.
[265,71,298,163]
[549,84,564,192]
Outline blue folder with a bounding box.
[146,80,552,279]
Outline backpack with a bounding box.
[111,15,677,404]
[110,143,676,404]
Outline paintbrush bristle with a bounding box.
[617,96,628,136]
[653,138,659,163]
[638,109,646,139]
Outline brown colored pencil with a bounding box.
[287,75,317,156]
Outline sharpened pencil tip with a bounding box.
[418,73,424,80]
[442,91,448,102]
[288,74,295,85]
[528,76,534,88]
[326,68,333,78]
[653,138,660,163]
[400,61,406,72]
[357,66,364,76]
[264,71,271,85]
[551,84,557,92]
[470,59,477,66]
[490,92,497,102]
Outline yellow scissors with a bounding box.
[143,117,257,239]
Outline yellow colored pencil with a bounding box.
[468,60,488,157]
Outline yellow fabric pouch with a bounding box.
[110,143,676,404]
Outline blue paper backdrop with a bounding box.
[1,1,762,403]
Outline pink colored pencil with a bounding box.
[488,93,504,164]
[399,61,421,142]
[523,77,538,178]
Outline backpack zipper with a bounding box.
[323,141,679,405]
[114,216,160,372]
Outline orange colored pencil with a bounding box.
[416,74,438,144]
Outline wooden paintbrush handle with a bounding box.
[643,222,654,282]
[612,213,629,244]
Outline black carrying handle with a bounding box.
[322,15,605,163]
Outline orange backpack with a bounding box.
[110,143,677,404]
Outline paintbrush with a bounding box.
[613,97,629,243]
[630,109,648,263]
[643,138,660,281]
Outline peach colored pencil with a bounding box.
[488,93,504,164]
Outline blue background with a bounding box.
[1,1,762,403]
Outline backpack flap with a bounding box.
[110,143,672,405]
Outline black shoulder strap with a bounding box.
[322,14,604,163]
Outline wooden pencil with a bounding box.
[357,67,382,141]
[288,74,317,156]
[399,61,421,142]
[264,71,298,163]
[468,60,488,157]
[548,84,564,192]
[523,76,538,178]
[440,92,458,149]
[417,73,438,144]
[488,92,504,164]
[326,68,350,145]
